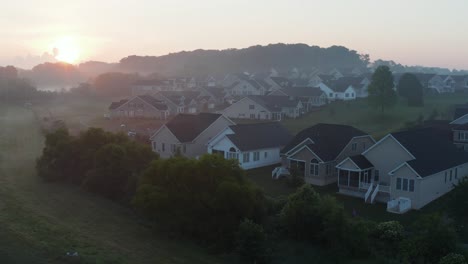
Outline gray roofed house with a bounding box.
[150,113,235,158]
[154,91,202,114]
[108,95,169,119]
[277,123,375,186]
[208,122,292,169]
[336,127,468,213]
[268,87,327,109]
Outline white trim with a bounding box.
[284,138,315,156]
[206,127,234,149]
[336,157,360,171]
[388,162,422,179]
[450,113,468,125]
[362,134,416,159]
[112,95,167,113]
[286,145,324,163]
[150,125,180,143]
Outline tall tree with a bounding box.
[367,66,397,113]
[398,73,424,106]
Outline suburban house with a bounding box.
[268,87,327,110]
[153,91,202,115]
[450,104,468,125]
[108,95,169,119]
[336,128,468,213]
[222,95,303,120]
[198,86,230,105]
[319,80,357,101]
[228,79,269,96]
[274,124,375,186]
[150,113,235,159]
[452,75,468,92]
[265,76,294,92]
[207,122,292,169]
[131,80,166,96]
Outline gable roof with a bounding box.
[158,91,201,106]
[349,155,374,170]
[391,128,468,177]
[283,123,368,161]
[247,95,300,112]
[279,87,324,97]
[109,95,168,111]
[133,79,164,86]
[226,122,292,151]
[324,78,359,92]
[270,77,293,88]
[165,113,224,143]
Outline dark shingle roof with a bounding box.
[226,122,292,151]
[109,99,128,110]
[159,91,201,106]
[324,77,361,92]
[278,87,324,97]
[165,113,224,143]
[391,128,468,177]
[349,155,374,169]
[282,123,368,161]
[247,95,300,112]
[270,77,293,88]
[454,104,468,119]
[138,95,168,110]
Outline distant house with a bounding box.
[268,87,327,110]
[412,73,455,94]
[153,91,202,115]
[198,86,230,105]
[275,124,375,186]
[222,95,303,121]
[319,80,357,101]
[336,128,468,213]
[265,77,294,92]
[150,113,235,159]
[452,75,468,92]
[131,80,166,96]
[228,79,268,96]
[108,95,169,119]
[207,122,292,169]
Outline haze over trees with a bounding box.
[398,73,424,107]
[367,65,397,113]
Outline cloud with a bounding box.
[0,51,57,69]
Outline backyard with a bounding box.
[282,93,468,139]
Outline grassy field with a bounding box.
[0,104,227,264]
[282,94,468,139]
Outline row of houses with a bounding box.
[147,103,468,214]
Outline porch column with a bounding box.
[347,170,350,187]
[337,168,340,185]
[359,171,362,189]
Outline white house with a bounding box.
[222,96,302,121]
[208,122,292,170]
[319,82,357,101]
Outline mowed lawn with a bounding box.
[282,93,468,139]
[0,104,227,264]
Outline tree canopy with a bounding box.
[398,73,424,106]
[367,65,397,113]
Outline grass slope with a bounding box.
[282,94,467,139]
[0,104,225,264]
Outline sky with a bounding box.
[1,0,468,69]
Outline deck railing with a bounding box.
[371,184,379,203]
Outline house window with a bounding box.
[455,168,458,179]
[171,144,176,153]
[402,178,409,191]
[264,152,268,158]
[162,143,165,152]
[345,93,349,98]
[374,170,380,181]
[250,114,256,119]
[310,159,319,176]
[249,104,255,110]
[362,142,366,150]
[351,143,357,151]
[329,93,333,97]
[450,170,453,181]
[253,152,260,161]
[152,141,157,150]
[243,152,250,163]
[396,178,402,190]
[409,180,415,192]
[351,93,355,97]
[458,131,468,141]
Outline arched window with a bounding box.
[227,147,239,160]
[310,159,319,176]
[229,147,237,152]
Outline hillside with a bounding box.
[116,43,368,76]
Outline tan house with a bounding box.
[150,113,235,159]
[109,95,169,119]
[222,96,303,121]
[274,124,375,186]
[336,128,468,213]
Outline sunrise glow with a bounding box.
[53,36,80,64]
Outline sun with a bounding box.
[53,36,80,64]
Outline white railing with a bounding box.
[360,182,371,190]
[371,184,380,204]
[364,184,373,202]
[272,167,290,179]
[272,167,280,178]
